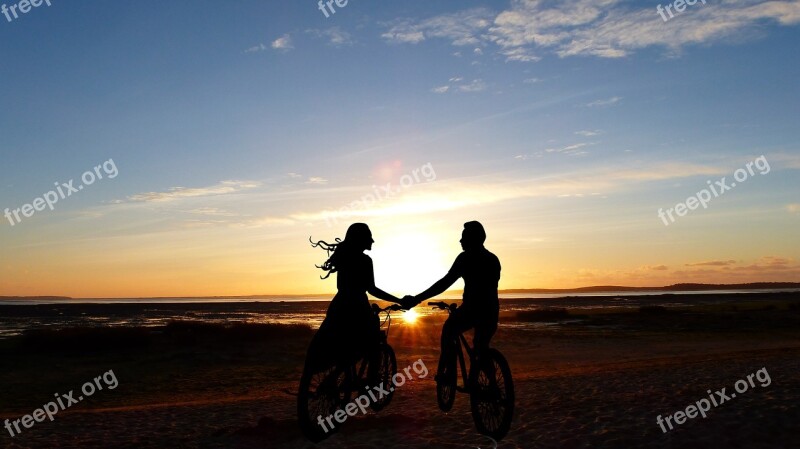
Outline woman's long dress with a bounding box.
[307,252,377,368]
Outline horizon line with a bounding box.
[3,281,800,300]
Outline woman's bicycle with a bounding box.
[429,301,515,441]
[297,303,402,442]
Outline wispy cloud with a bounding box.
[306,177,329,185]
[231,216,297,228]
[271,34,294,51]
[383,0,800,61]
[184,207,240,217]
[459,79,487,92]
[284,160,735,225]
[576,129,603,137]
[381,20,426,44]
[641,265,669,271]
[126,180,261,203]
[568,255,800,285]
[382,8,494,46]
[431,77,486,94]
[244,43,267,53]
[585,96,622,107]
[502,47,540,62]
[673,256,800,279]
[685,260,738,267]
[307,27,354,47]
[517,141,597,159]
[545,142,594,155]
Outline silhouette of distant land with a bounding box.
[0,296,73,301]
[500,282,800,294]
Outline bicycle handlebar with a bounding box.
[372,303,406,312]
[428,301,457,310]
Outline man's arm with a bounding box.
[413,271,460,303]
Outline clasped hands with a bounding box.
[400,295,421,310]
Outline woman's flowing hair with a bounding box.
[310,223,370,280]
[310,236,348,279]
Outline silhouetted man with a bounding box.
[407,221,501,381]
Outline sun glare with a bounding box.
[402,308,419,324]
[369,228,455,294]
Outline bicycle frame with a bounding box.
[346,304,399,391]
[377,305,394,341]
[427,301,514,441]
[433,301,477,394]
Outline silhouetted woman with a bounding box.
[308,223,403,366]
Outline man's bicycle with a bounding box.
[297,303,402,442]
[429,301,514,441]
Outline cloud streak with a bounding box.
[585,96,622,107]
[307,27,354,46]
[382,0,800,61]
[126,180,261,203]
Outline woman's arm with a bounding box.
[367,285,402,304]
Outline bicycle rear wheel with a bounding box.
[297,361,349,443]
[367,343,397,411]
[469,348,514,441]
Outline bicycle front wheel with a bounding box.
[469,348,515,441]
[297,361,349,443]
[436,345,458,412]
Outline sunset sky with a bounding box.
[1,0,799,298]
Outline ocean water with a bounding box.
[4,289,799,305]
[0,289,797,338]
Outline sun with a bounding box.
[402,308,420,324]
[369,228,455,295]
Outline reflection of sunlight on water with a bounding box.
[0,309,331,337]
[0,294,762,338]
[250,314,325,329]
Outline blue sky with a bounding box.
[1,0,799,297]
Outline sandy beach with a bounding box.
[2,293,800,448]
